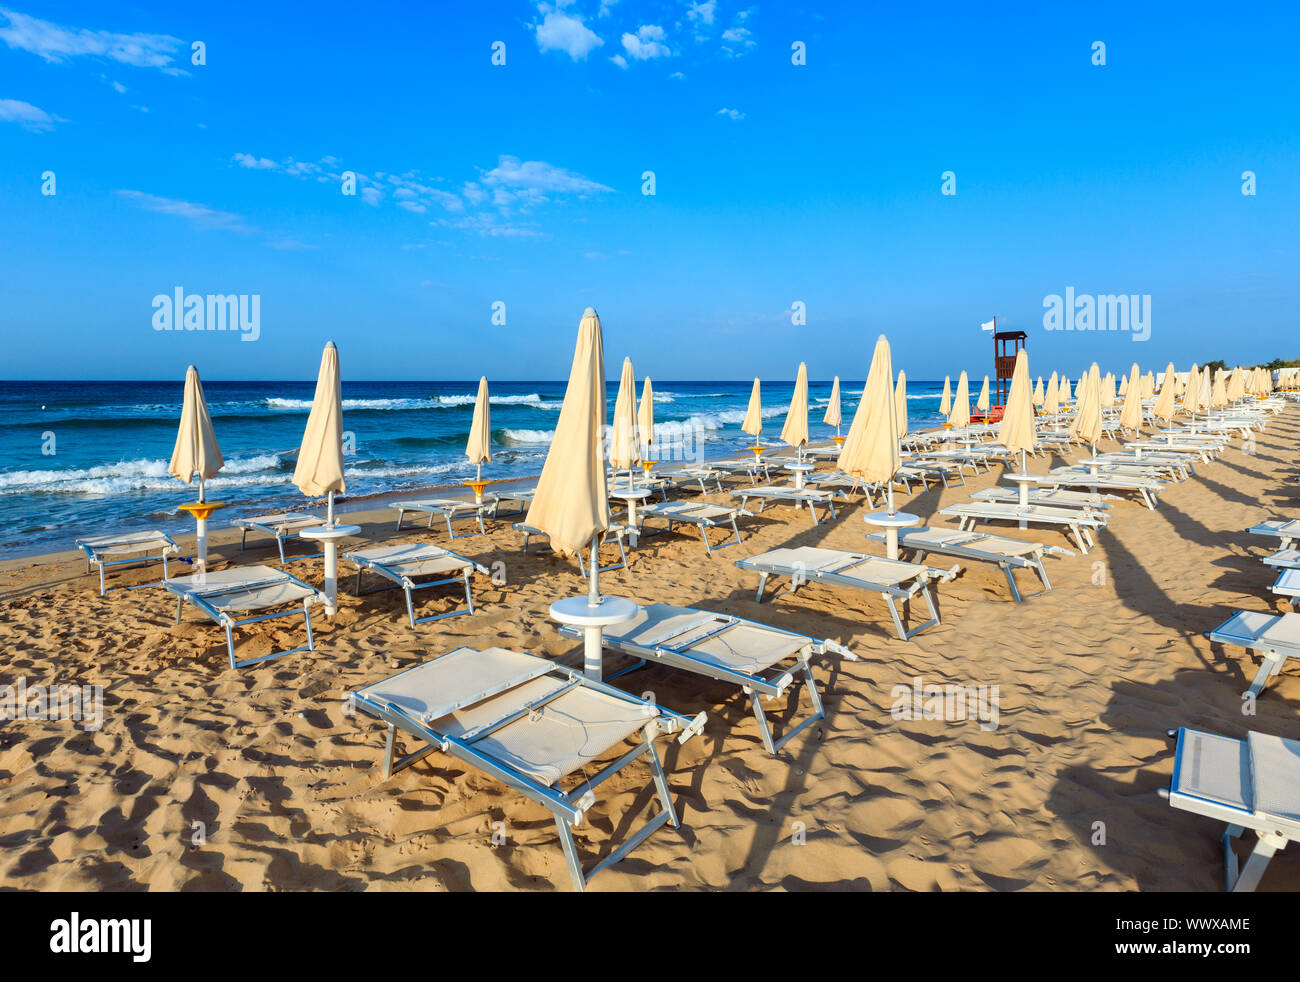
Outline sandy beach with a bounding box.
[0,408,1294,893]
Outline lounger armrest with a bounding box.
[926,563,961,582]
[1042,545,1076,558]
[818,639,858,661]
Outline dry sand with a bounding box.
[1,410,1297,892]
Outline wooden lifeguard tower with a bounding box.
[991,318,1027,417]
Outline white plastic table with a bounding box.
[863,511,921,560]
[550,595,638,681]
[300,524,362,616]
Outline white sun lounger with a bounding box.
[1262,549,1300,571]
[393,498,485,538]
[1270,569,1300,610]
[1075,455,1190,482]
[1249,519,1300,551]
[940,500,1107,552]
[1034,471,1164,510]
[972,486,1117,510]
[1160,727,1300,892]
[486,485,536,518]
[233,512,325,563]
[513,523,630,574]
[1207,610,1300,697]
[563,602,856,755]
[654,466,726,494]
[735,546,958,640]
[866,525,1074,602]
[76,530,179,595]
[635,501,751,553]
[345,542,489,626]
[731,485,845,525]
[807,471,880,502]
[711,458,772,483]
[164,564,324,669]
[349,645,706,892]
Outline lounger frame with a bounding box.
[347,547,487,626]
[77,532,179,596]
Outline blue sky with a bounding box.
[2,1,1297,382]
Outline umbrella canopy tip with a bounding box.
[583,306,597,316]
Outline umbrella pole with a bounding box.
[196,475,208,575]
[588,536,600,605]
[327,490,335,527]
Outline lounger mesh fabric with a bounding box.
[77,530,175,554]
[607,606,808,676]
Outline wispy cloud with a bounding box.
[717,107,745,121]
[115,190,254,232]
[532,3,603,60]
[0,6,188,74]
[0,97,61,131]
[232,152,279,170]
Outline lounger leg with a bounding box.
[303,603,316,651]
[555,817,588,892]
[226,623,237,670]
[395,510,405,532]
[1002,564,1024,603]
[699,524,712,554]
[277,536,286,565]
[749,692,778,755]
[754,572,769,603]
[383,723,396,779]
[644,732,679,829]
[241,529,248,550]
[1245,654,1283,698]
[175,596,183,624]
[462,569,475,615]
[1227,829,1286,893]
[98,563,106,596]
[162,554,170,580]
[405,585,417,628]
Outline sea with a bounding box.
[0,378,952,559]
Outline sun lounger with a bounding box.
[971,486,1117,510]
[1034,471,1164,510]
[393,498,485,538]
[513,522,630,574]
[348,645,706,891]
[1207,609,1300,697]
[866,525,1074,602]
[634,500,750,553]
[1270,569,1300,610]
[76,530,179,595]
[735,546,958,640]
[654,466,726,494]
[345,542,489,626]
[1075,455,1190,482]
[1262,549,1300,570]
[164,564,324,669]
[1249,519,1300,551]
[562,602,856,755]
[486,485,536,518]
[939,500,1107,552]
[806,471,880,502]
[1160,727,1300,892]
[711,458,772,483]
[233,512,324,563]
[731,485,845,525]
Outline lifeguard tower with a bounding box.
[977,317,1026,422]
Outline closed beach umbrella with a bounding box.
[1033,376,1045,407]
[524,307,610,560]
[1102,372,1117,408]
[294,341,346,519]
[742,377,763,439]
[1199,367,1214,410]
[894,370,908,438]
[1119,373,1129,397]
[824,376,842,430]
[949,371,971,428]
[1044,372,1060,414]
[780,362,810,452]
[465,376,492,482]
[1119,363,1143,431]
[939,376,952,417]
[1143,372,1155,399]
[1069,363,1103,448]
[1060,374,1072,403]
[169,365,223,498]
[998,349,1036,459]
[638,377,655,453]
[1152,362,1178,422]
[840,335,900,500]
[976,375,991,412]
[170,364,224,574]
[1211,370,1228,408]
[1182,365,1200,414]
[609,357,641,484]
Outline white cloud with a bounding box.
[717,107,745,120]
[116,190,254,232]
[396,199,427,214]
[0,6,187,73]
[669,70,685,80]
[686,1,716,27]
[360,186,382,206]
[533,5,603,60]
[480,155,612,198]
[108,79,126,94]
[621,24,670,60]
[232,152,279,170]
[610,53,627,68]
[722,27,752,44]
[598,0,618,16]
[0,97,59,131]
